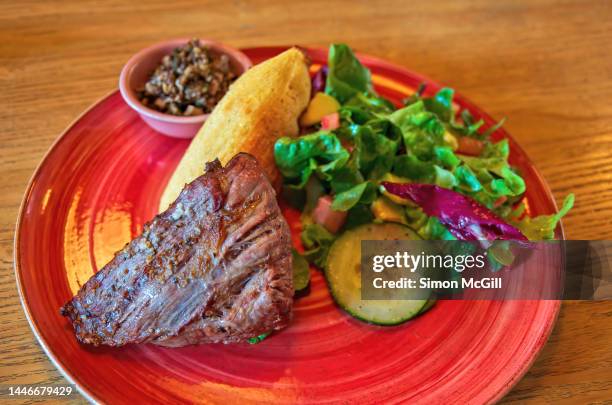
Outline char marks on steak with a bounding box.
[60,153,293,347]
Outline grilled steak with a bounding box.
[61,153,293,347]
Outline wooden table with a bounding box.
[1,1,611,403]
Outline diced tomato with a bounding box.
[312,195,347,234]
[456,136,484,156]
[321,112,340,130]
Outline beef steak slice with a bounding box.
[61,153,293,347]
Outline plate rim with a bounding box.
[13,46,564,405]
[13,90,118,404]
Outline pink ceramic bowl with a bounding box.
[119,39,252,138]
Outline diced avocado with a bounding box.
[380,173,413,205]
[371,196,406,224]
[444,130,458,150]
[381,173,409,183]
[300,92,341,127]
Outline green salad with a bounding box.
[272,43,573,326]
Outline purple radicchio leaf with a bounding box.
[381,182,528,241]
[311,66,328,95]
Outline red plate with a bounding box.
[15,47,562,404]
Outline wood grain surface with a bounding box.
[1,0,611,403]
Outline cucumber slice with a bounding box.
[417,297,437,315]
[325,223,432,325]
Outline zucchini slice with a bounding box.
[325,222,432,325]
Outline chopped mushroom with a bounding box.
[138,39,237,116]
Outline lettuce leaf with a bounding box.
[404,207,456,240]
[301,223,336,268]
[450,109,485,137]
[434,146,460,169]
[332,181,377,211]
[343,203,375,230]
[325,44,373,103]
[345,92,394,114]
[393,154,435,182]
[434,165,457,188]
[458,142,526,203]
[329,155,363,194]
[483,138,510,159]
[454,165,482,192]
[481,117,507,138]
[513,194,574,240]
[389,101,446,160]
[353,120,401,180]
[339,105,377,125]
[292,249,311,292]
[422,217,457,240]
[300,176,326,225]
[423,88,454,122]
[274,132,350,188]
